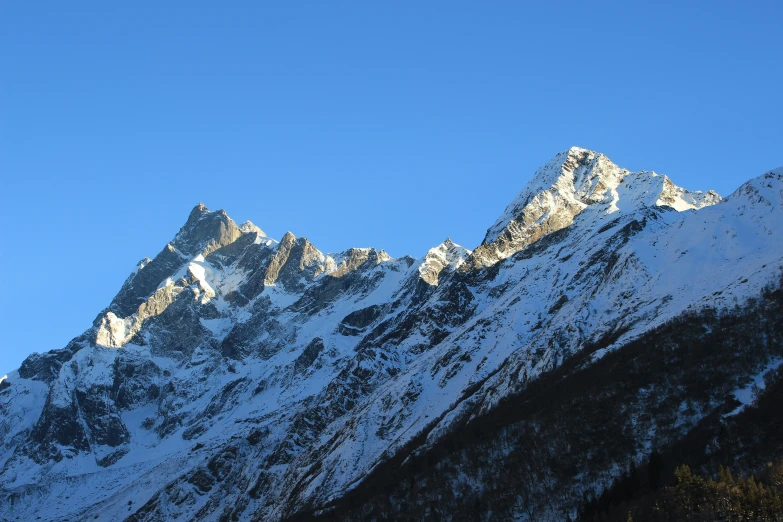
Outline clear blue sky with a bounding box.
[1,1,781,374]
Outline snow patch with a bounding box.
[726,358,783,416]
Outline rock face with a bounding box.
[471,147,721,268]
[418,239,471,285]
[1,149,782,522]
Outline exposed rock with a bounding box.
[338,306,383,336]
[471,147,722,268]
[3,149,781,522]
[264,232,324,290]
[418,238,471,285]
[294,338,325,375]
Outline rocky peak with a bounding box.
[263,232,325,288]
[186,202,209,224]
[107,205,245,318]
[239,220,267,237]
[658,176,722,210]
[470,147,720,268]
[725,168,783,210]
[323,247,390,278]
[419,238,471,285]
[481,147,625,245]
[614,171,722,213]
[172,203,242,258]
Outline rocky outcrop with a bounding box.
[319,248,391,278]
[263,232,324,289]
[174,204,243,258]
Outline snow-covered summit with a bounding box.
[482,147,625,244]
[472,147,721,267]
[613,170,721,212]
[730,168,783,196]
[419,239,471,285]
[239,220,266,237]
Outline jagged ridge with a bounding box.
[1,150,781,522]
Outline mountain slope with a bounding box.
[1,149,781,522]
[305,272,783,521]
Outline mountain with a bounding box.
[1,148,781,521]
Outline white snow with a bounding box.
[481,147,721,265]
[727,358,783,416]
[2,152,781,522]
[418,239,471,285]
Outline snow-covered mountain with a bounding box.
[1,148,781,521]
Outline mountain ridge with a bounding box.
[1,148,781,522]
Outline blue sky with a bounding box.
[1,1,781,374]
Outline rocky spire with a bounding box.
[172,203,242,258]
[108,203,244,318]
[263,232,325,289]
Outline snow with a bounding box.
[482,147,721,263]
[726,358,783,416]
[199,317,234,340]
[2,151,781,522]
[288,167,781,509]
[0,376,49,488]
[188,256,217,298]
[483,147,626,243]
[418,239,471,284]
[240,220,267,237]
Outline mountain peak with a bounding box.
[173,205,241,259]
[107,204,243,317]
[564,145,598,158]
[263,232,324,288]
[280,231,297,244]
[186,202,209,225]
[726,168,783,209]
[471,148,719,268]
[479,148,625,245]
[419,238,471,285]
[239,220,266,237]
